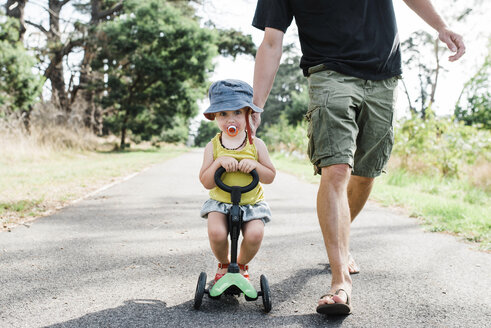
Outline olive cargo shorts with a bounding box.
[306,69,399,177]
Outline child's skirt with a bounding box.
[200,199,272,224]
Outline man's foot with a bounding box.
[348,253,360,274]
[317,288,352,315]
[327,253,359,274]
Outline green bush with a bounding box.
[394,111,491,178]
[454,44,490,130]
[194,120,220,147]
[284,88,309,126]
[259,115,308,155]
[260,109,491,191]
[0,15,43,114]
[160,116,189,144]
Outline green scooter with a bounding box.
[193,167,272,313]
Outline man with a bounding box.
[251,0,465,315]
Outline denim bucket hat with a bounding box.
[203,79,263,120]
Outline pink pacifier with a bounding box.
[226,125,239,137]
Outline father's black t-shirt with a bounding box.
[252,0,402,80]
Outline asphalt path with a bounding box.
[1,149,490,328]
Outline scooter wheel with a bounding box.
[194,272,207,309]
[260,274,272,313]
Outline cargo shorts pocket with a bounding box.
[374,128,394,171]
[305,90,331,165]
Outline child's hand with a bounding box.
[238,159,258,173]
[218,156,239,172]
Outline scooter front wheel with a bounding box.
[194,272,207,309]
[260,274,272,313]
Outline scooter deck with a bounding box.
[209,273,258,299]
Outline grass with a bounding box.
[271,152,320,184]
[0,145,188,230]
[271,152,490,251]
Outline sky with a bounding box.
[196,0,490,119]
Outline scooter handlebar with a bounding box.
[214,167,259,194]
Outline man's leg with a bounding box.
[332,175,374,275]
[317,164,352,306]
[347,74,399,274]
[346,175,374,273]
[348,175,374,223]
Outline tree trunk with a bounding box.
[21,107,31,133]
[5,0,27,41]
[400,78,416,115]
[120,126,126,150]
[428,38,441,110]
[78,0,102,133]
[43,0,71,113]
[419,73,427,119]
[78,47,102,134]
[49,57,70,112]
[120,110,129,150]
[75,0,123,134]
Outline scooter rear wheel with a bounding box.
[194,272,207,309]
[260,274,272,313]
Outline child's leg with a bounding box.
[207,212,229,275]
[237,219,264,273]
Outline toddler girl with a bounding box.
[199,79,276,283]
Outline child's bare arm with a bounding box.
[199,142,239,189]
[238,138,276,184]
[199,142,220,189]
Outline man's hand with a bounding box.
[250,112,262,137]
[218,156,239,172]
[438,27,465,61]
[402,0,466,62]
[238,159,258,173]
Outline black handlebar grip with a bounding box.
[214,167,259,193]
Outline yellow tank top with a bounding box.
[209,133,264,205]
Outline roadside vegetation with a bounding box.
[262,115,490,251]
[0,123,187,230]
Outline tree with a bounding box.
[194,120,220,147]
[401,30,446,117]
[261,45,307,128]
[0,14,43,129]
[454,42,491,129]
[284,86,309,126]
[71,0,124,134]
[93,0,217,149]
[4,0,27,41]
[25,0,83,114]
[199,1,256,58]
[399,1,479,118]
[209,23,256,59]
